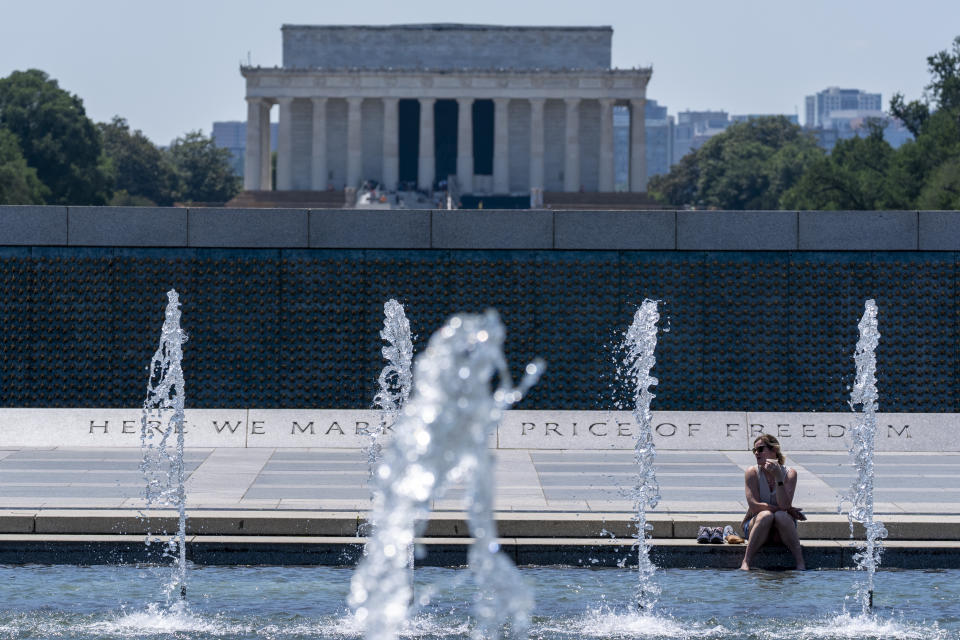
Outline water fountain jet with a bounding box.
[841,298,888,613]
[621,300,662,611]
[139,289,189,602]
[350,309,543,640]
[369,299,414,478]
[367,299,416,573]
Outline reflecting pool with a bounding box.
[0,565,956,639]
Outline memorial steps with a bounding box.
[225,189,349,209]
[542,191,663,210]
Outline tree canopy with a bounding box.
[781,124,911,210]
[0,127,48,205]
[0,69,111,205]
[891,36,960,137]
[0,69,242,206]
[651,35,960,211]
[648,116,822,209]
[166,131,241,204]
[99,116,176,206]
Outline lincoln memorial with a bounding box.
[240,24,652,201]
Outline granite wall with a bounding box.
[1,206,959,412]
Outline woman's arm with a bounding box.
[765,461,798,511]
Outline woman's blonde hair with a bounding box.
[754,433,785,465]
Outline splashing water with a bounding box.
[840,299,887,613]
[350,310,544,640]
[139,289,189,602]
[366,300,416,570]
[622,300,662,611]
[369,299,415,477]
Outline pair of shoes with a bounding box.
[697,526,725,544]
[723,524,745,544]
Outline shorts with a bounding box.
[744,512,797,540]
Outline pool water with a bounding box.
[0,565,956,639]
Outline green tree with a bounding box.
[166,130,240,203]
[648,116,821,209]
[647,152,698,208]
[781,124,910,210]
[888,35,960,208]
[917,156,960,209]
[890,109,960,204]
[0,69,111,204]
[99,116,176,206]
[0,127,48,204]
[891,36,960,137]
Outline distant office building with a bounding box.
[644,99,674,182]
[614,99,673,188]
[803,87,911,150]
[212,121,279,177]
[810,112,912,150]
[805,87,882,128]
[673,110,730,163]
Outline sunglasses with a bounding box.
[752,445,775,454]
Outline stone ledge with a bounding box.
[1,534,957,567]
[677,210,797,250]
[309,209,431,248]
[68,206,187,247]
[554,210,675,250]
[0,511,35,533]
[15,509,960,541]
[188,208,307,247]
[431,209,554,249]
[919,210,960,250]
[0,205,67,245]
[3,206,960,251]
[798,210,918,251]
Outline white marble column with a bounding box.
[310,98,327,190]
[346,97,363,189]
[630,98,647,192]
[417,98,436,191]
[456,97,474,193]
[259,101,272,190]
[276,97,294,191]
[382,98,399,191]
[492,98,510,194]
[564,98,580,192]
[243,98,262,191]
[598,98,615,192]
[529,98,545,191]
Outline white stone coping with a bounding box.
[0,409,951,451]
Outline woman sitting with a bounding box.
[740,434,806,571]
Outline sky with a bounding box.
[1,0,957,145]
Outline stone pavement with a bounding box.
[0,447,958,538]
[1,446,958,567]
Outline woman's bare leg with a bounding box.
[773,511,805,570]
[740,510,774,570]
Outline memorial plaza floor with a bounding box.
[0,447,957,568]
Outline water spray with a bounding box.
[841,299,887,613]
[350,310,542,640]
[622,299,662,612]
[140,289,189,603]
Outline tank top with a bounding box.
[756,463,786,507]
